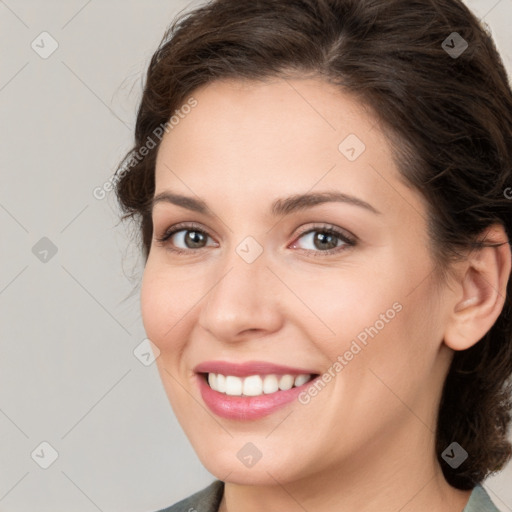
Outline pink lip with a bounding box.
[194,360,320,421]
[194,360,317,377]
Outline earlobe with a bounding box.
[443,224,511,352]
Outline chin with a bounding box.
[194,442,309,486]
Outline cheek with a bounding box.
[302,265,404,353]
[336,277,445,416]
[140,269,161,342]
[310,251,440,383]
[140,265,189,355]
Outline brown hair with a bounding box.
[114,0,512,490]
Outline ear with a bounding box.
[443,223,511,351]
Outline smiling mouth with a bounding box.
[201,372,318,397]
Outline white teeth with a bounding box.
[216,374,226,393]
[225,375,243,396]
[263,375,279,394]
[294,374,310,387]
[206,373,313,396]
[243,375,263,396]
[278,374,294,391]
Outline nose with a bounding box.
[197,248,283,342]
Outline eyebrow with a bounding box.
[151,190,381,217]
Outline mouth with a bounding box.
[194,361,321,420]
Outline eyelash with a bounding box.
[154,222,357,257]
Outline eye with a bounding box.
[154,222,216,254]
[154,222,357,257]
[289,224,356,256]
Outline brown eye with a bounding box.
[178,230,208,249]
[154,223,216,254]
[290,225,357,257]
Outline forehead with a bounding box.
[153,77,416,219]
[157,77,379,166]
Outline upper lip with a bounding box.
[194,360,319,377]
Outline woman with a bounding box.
[114,0,512,510]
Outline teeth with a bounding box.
[263,375,279,394]
[206,373,313,396]
[279,374,294,390]
[225,375,243,396]
[243,375,263,396]
[216,374,226,393]
[294,374,310,387]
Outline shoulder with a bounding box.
[463,484,501,512]
[153,480,224,512]
[153,480,500,511]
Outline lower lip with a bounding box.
[197,374,317,420]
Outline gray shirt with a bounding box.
[155,480,501,511]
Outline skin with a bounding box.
[141,77,511,511]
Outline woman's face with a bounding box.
[141,77,456,485]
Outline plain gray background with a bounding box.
[1,1,511,511]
